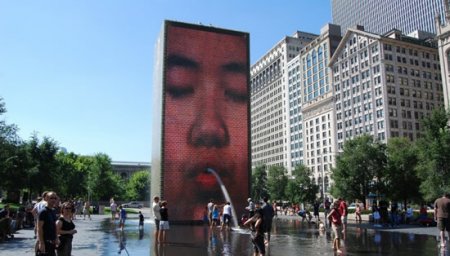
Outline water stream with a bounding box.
[206,167,239,228]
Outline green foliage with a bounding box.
[385,137,421,205]
[0,98,23,201]
[267,165,288,201]
[285,164,318,204]
[125,170,150,201]
[0,98,20,145]
[104,207,139,215]
[251,165,268,201]
[330,135,387,205]
[87,153,125,201]
[416,108,450,201]
[27,135,61,193]
[56,152,88,197]
[0,97,143,203]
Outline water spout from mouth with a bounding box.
[206,167,239,229]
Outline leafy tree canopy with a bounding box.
[330,135,387,206]
[251,165,268,201]
[416,108,450,201]
[285,164,318,205]
[267,165,288,201]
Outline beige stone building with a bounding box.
[250,31,317,173]
[330,27,444,151]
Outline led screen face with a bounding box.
[162,22,249,221]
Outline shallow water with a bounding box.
[99,218,446,256]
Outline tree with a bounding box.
[386,137,422,206]
[1,142,29,202]
[416,108,450,201]
[0,98,129,202]
[56,151,88,198]
[267,165,288,201]
[0,97,22,202]
[251,165,268,201]
[125,170,150,201]
[26,135,61,195]
[0,98,20,146]
[330,135,387,208]
[87,153,124,201]
[285,164,318,204]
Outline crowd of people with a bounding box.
[2,192,450,255]
[149,193,448,255]
[29,191,78,256]
[0,191,102,255]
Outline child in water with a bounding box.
[138,211,144,229]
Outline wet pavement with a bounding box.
[1,212,449,255]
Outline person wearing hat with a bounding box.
[246,198,255,218]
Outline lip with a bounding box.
[185,162,230,187]
[195,172,218,190]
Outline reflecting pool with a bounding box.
[99,218,446,255]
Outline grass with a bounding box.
[0,203,20,213]
[103,207,139,215]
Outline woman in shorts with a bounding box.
[159,201,169,243]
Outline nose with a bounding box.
[188,101,229,148]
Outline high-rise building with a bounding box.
[436,6,450,109]
[332,0,447,35]
[286,24,342,197]
[330,27,444,152]
[250,31,317,173]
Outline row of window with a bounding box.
[252,153,284,165]
[251,60,282,89]
[251,130,283,147]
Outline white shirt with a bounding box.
[223,204,232,215]
[152,202,161,220]
[207,202,214,213]
[110,202,117,212]
[248,201,255,211]
[33,201,47,215]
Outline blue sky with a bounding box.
[0,0,331,162]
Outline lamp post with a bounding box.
[320,150,337,207]
[320,150,326,208]
[88,172,91,203]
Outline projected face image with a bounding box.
[163,24,249,221]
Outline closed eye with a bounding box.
[225,89,248,103]
[166,85,194,99]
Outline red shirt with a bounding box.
[339,201,348,216]
[419,206,427,215]
[330,209,342,226]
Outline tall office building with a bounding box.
[330,27,444,151]
[286,24,341,197]
[250,31,317,173]
[436,6,450,109]
[332,0,447,35]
